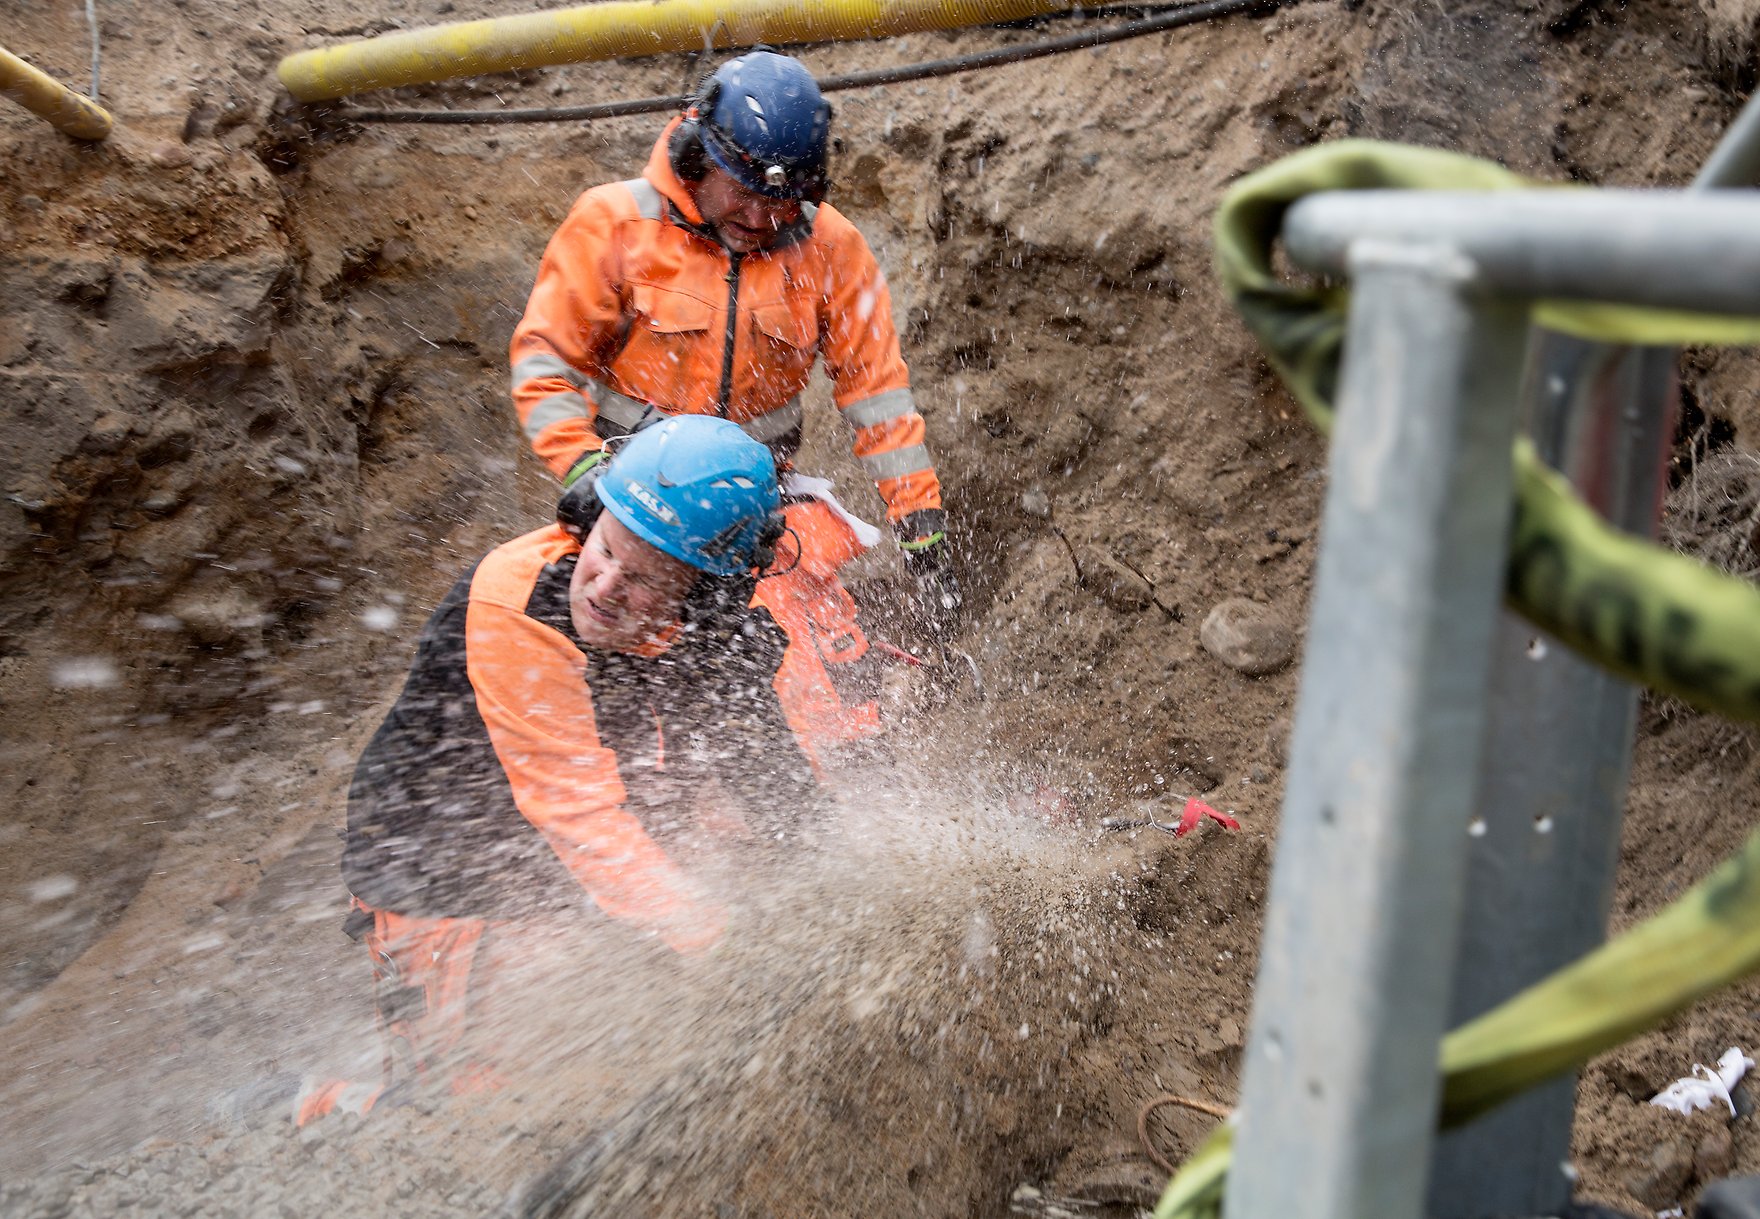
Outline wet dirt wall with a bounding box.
[3,1,1760,1215]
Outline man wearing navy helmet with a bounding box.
[304,417,822,1118]
[509,51,959,761]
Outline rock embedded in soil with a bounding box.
[1626,1135,1696,1210]
[167,585,268,648]
[1697,1123,1737,1181]
[1199,598,1296,676]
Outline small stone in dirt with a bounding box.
[1021,486,1051,518]
[168,587,268,647]
[151,143,195,169]
[1696,1123,1736,1180]
[140,490,185,515]
[1200,599,1295,676]
[1625,1135,1694,1210]
[82,411,137,456]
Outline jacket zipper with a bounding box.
[717,251,743,416]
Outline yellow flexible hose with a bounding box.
[1,45,111,140]
[279,0,1085,102]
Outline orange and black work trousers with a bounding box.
[347,897,508,1099]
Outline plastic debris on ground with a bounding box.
[1648,1047,1754,1117]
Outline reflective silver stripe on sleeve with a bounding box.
[524,390,591,441]
[739,397,804,444]
[861,443,934,481]
[511,353,592,394]
[621,178,664,222]
[841,388,917,431]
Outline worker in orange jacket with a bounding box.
[509,50,959,764]
[303,418,823,1120]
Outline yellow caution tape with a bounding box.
[1155,139,1760,1219]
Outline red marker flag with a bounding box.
[1174,797,1240,837]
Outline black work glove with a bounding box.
[902,534,963,637]
[556,450,609,541]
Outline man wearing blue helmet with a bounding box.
[305,417,821,1119]
[509,50,960,764]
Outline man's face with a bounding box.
[691,165,802,255]
[569,512,698,651]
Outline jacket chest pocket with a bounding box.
[749,301,817,384]
[630,283,715,337]
[621,283,718,401]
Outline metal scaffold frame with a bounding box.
[1222,153,1760,1218]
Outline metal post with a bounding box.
[1226,173,1760,1219]
[1225,242,1529,1219]
[1695,92,1760,190]
[1426,90,1760,1211]
[1426,338,1675,1218]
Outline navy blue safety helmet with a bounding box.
[692,51,832,203]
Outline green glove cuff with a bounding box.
[898,530,946,554]
[563,450,608,488]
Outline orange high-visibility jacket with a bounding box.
[343,524,818,953]
[510,119,944,537]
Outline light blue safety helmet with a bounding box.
[594,416,781,577]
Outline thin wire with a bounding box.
[338,0,1287,125]
[85,0,101,100]
[1137,1094,1232,1176]
[757,525,803,579]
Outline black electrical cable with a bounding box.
[338,0,1288,125]
[990,0,1246,28]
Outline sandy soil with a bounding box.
[3,0,1759,1216]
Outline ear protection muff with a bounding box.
[668,73,719,185]
[556,462,607,542]
[668,112,711,184]
[751,509,787,572]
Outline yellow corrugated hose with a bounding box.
[279,0,1084,102]
[1,45,112,140]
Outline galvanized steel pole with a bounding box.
[1429,99,1760,1217]
[1224,242,1528,1219]
[1233,186,1760,1219]
[1426,335,1672,1218]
